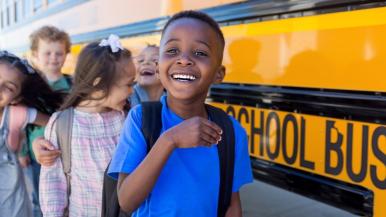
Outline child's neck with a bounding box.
[44,71,62,82]
[166,95,208,120]
[76,100,111,113]
[143,85,164,101]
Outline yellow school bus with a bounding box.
[208,1,386,216]
[1,0,385,216]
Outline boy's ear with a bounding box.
[30,51,38,64]
[31,50,38,58]
[213,65,226,84]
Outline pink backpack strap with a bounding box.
[8,105,28,152]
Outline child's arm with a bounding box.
[23,107,49,127]
[18,139,30,168]
[39,113,68,217]
[225,192,242,217]
[117,116,222,213]
[32,111,50,126]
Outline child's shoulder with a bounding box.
[125,104,143,126]
[48,109,75,125]
[129,103,143,118]
[207,104,246,137]
[227,115,247,138]
[128,101,164,120]
[46,110,63,127]
[126,101,164,130]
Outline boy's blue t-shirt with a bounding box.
[108,96,253,217]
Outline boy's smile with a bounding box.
[171,70,198,82]
[159,18,225,102]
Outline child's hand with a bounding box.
[32,137,61,166]
[18,155,30,168]
[163,117,223,148]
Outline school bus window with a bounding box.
[0,0,14,28]
[33,0,43,12]
[48,0,58,5]
[6,4,10,26]
[14,0,21,23]
[23,0,32,18]
[0,11,3,29]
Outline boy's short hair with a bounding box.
[162,10,225,50]
[30,26,71,54]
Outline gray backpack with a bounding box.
[55,108,74,217]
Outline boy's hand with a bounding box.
[32,137,61,166]
[163,117,222,148]
[18,155,30,168]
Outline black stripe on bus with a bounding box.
[203,0,386,24]
[252,158,373,216]
[71,0,386,44]
[208,83,386,125]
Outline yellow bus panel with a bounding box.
[212,102,386,216]
[222,7,386,92]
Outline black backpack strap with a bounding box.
[141,102,163,152]
[102,162,131,217]
[206,104,235,217]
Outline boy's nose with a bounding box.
[143,60,154,66]
[176,54,193,66]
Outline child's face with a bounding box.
[135,46,161,87]
[0,63,24,108]
[159,18,225,101]
[33,39,67,75]
[103,59,136,111]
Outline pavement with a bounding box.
[240,180,358,217]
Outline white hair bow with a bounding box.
[99,34,123,53]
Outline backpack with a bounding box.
[54,108,74,217]
[7,105,28,152]
[53,107,129,217]
[102,102,235,217]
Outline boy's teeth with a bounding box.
[172,74,196,81]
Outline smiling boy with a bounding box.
[108,11,253,217]
[131,45,164,106]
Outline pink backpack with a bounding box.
[7,105,28,152]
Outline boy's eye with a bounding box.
[136,59,144,63]
[4,85,15,93]
[152,57,158,62]
[194,51,208,57]
[166,48,178,55]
